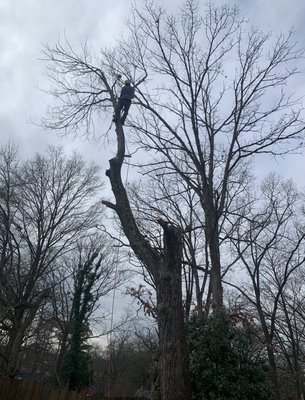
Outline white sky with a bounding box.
[1,0,304,176]
[1,0,305,333]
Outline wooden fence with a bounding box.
[0,378,148,400]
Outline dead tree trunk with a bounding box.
[103,122,192,400]
[156,218,192,400]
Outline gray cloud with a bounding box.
[0,0,304,183]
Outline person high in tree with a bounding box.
[113,79,135,125]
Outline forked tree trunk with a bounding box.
[103,122,192,400]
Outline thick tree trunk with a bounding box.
[103,123,192,400]
[5,330,23,378]
[156,219,192,400]
[2,301,42,377]
[208,226,223,311]
[2,309,26,377]
[104,123,160,277]
[204,196,223,313]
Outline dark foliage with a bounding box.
[188,313,272,400]
[59,253,102,391]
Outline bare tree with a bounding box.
[128,173,209,317]
[42,39,192,400]
[42,1,304,313]
[226,174,305,399]
[0,145,103,377]
[41,1,305,398]
[274,276,305,400]
[100,331,156,397]
[121,2,304,312]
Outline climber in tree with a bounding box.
[113,80,135,125]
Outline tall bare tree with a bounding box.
[226,174,305,399]
[128,173,209,317]
[42,1,305,398]
[43,1,305,312]
[0,145,103,377]
[275,275,305,400]
[121,2,305,311]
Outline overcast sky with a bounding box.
[1,0,305,184]
[1,0,305,338]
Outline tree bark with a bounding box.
[156,219,192,400]
[3,322,24,377]
[258,305,281,400]
[103,123,192,400]
[202,194,224,313]
[206,221,223,312]
[2,305,37,377]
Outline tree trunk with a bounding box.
[56,329,69,383]
[2,301,42,377]
[5,330,24,378]
[156,219,192,400]
[208,228,223,312]
[3,309,26,377]
[266,343,281,400]
[103,123,192,400]
[204,196,223,313]
[258,309,281,400]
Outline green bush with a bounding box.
[188,313,271,400]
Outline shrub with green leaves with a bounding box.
[188,313,271,400]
